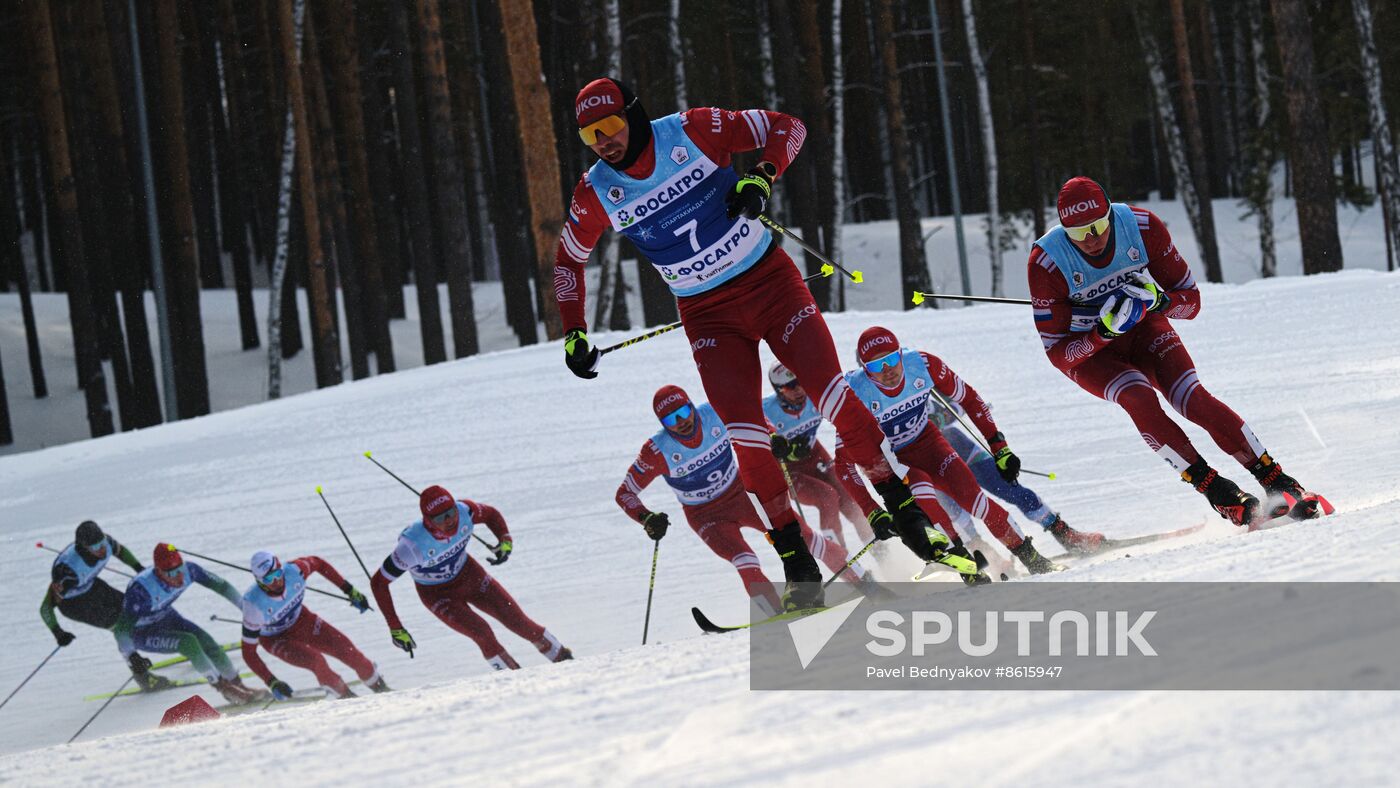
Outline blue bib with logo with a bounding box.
[762,394,821,445]
[651,403,740,505]
[844,350,935,451]
[1032,203,1150,333]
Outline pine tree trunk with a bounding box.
[1351,0,1400,255]
[415,0,479,358]
[266,102,298,399]
[24,0,114,437]
[1130,1,1210,283]
[1245,0,1277,278]
[386,1,447,364]
[212,0,262,352]
[277,0,342,387]
[793,0,834,311]
[829,0,847,311]
[962,0,1002,297]
[497,0,564,340]
[1168,0,1223,282]
[669,0,686,107]
[0,133,45,400]
[874,0,929,306]
[1199,1,1238,196]
[1019,0,1046,237]
[358,24,406,321]
[1269,0,1343,273]
[593,0,621,330]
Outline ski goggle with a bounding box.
[862,349,902,375]
[578,114,626,145]
[660,404,694,428]
[156,564,186,586]
[774,378,802,391]
[427,507,459,528]
[1064,215,1111,242]
[259,565,284,587]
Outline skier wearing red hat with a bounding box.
[1029,176,1329,528]
[369,486,573,670]
[616,385,879,614]
[836,326,1069,580]
[112,543,264,704]
[556,77,939,609]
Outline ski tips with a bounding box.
[911,291,925,305]
[851,270,864,284]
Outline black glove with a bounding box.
[54,629,75,647]
[268,679,294,700]
[770,434,812,463]
[990,432,1021,484]
[867,509,898,541]
[345,586,369,613]
[564,330,600,379]
[127,652,152,676]
[725,163,775,220]
[641,511,669,541]
[487,540,513,566]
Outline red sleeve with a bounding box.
[1029,245,1113,371]
[553,175,610,334]
[831,442,882,518]
[616,440,667,523]
[1133,207,1201,320]
[680,107,807,178]
[293,556,349,592]
[370,569,402,631]
[241,641,275,685]
[464,500,511,544]
[921,352,1001,447]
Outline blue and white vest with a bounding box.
[124,564,208,626]
[587,114,771,296]
[651,403,740,506]
[240,562,308,637]
[391,502,480,586]
[844,350,936,451]
[762,394,821,445]
[52,541,112,600]
[1032,203,1150,333]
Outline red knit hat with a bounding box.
[153,543,183,571]
[419,485,456,519]
[1057,176,1110,227]
[856,326,901,363]
[652,384,691,419]
[575,78,626,127]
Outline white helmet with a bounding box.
[768,361,797,389]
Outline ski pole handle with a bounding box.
[911,290,1031,306]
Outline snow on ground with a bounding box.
[2,193,1391,455]
[1,265,1398,784]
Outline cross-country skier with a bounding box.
[369,487,573,671]
[763,362,878,548]
[617,385,878,614]
[1029,177,1326,527]
[112,544,263,704]
[916,357,1106,556]
[38,521,173,691]
[240,551,388,700]
[836,326,1065,580]
[555,77,944,609]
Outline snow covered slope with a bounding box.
[2,269,1398,784]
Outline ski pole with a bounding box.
[317,486,375,582]
[928,389,1057,480]
[0,645,61,712]
[68,675,134,743]
[758,214,863,283]
[209,614,243,625]
[597,268,835,357]
[35,543,134,579]
[642,541,659,645]
[822,537,879,590]
[177,547,360,604]
[911,290,1031,306]
[362,452,497,550]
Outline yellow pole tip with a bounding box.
[315,485,323,494]
[820,263,834,276]
[1048,473,1058,480]
[911,292,925,305]
[363,451,372,458]
[851,271,864,284]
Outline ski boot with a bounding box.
[1009,536,1063,574]
[965,537,1016,580]
[769,521,824,611]
[367,676,391,694]
[134,671,173,693]
[1182,458,1260,527]
[1250,452,1318,520]
[212,676,261,705]
[1048,516,1105,556]
[872,478,941,553]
